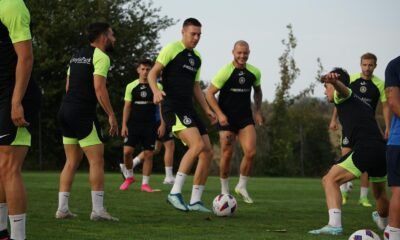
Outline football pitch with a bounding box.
[24,172,384,239]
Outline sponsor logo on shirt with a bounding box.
[70,56,91,65]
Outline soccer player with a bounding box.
[329,53,390,207]
[0,1,41,239]
[309,68,389,236]
[55,22,119,221]
[119,59,164,192]
[384,56,400,239]
[206,40,262,204]
[148,18,217,212]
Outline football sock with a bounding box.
[133,157,141,168]
[360,187,368,199]
[126,169,134,178]
[387,225,400,240]
[190,185,205,205]
[91,191,104,212]
[0,203,7,231]
[142,175,150,185]
[165,167,173,179]
[328,208,342,227]
[339,183,348,193]
[220,178,229,194]
[170,172,186,194]
[236,175,248,189]
[9,213,25,240]
[57,192,70,212]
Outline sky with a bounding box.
[148,0,400,101]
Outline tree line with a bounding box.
[24,0,341,177]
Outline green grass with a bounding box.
[23,172,383,239]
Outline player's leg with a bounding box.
[82,143,118,221]
[370,180,389,230]
[359,172,372,207]
[56,143,83,219]
[309,152,357,236]
[167,127,204,211]
[235,125,256,204]
[339,146,352,205]
[162,139,175,184]
[187,134,213,212]
[0,183,8,239]
[0,146,28,240]
[120,146,136,190]
[141,150,155,192]
[219,131,236,195]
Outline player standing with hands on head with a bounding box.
[206,40,262,204]
[0,0,41,239]
[309,68,389,236]
[148,18,217,212]
[55,22,119,221]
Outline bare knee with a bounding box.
[191,141,205,156]
[243,148,256,160]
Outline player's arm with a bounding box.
[386,86,400,118]
[65,75,69,92]
[121,100,131,137]
[321,73,350,98]
[194,82,217,124]
[158,104,165,137]
[382,102,391,140]
[94,75,118,136]
[148,62,165,104]
[11,40,33,127]
[206,84,228,126]
[329,107,339,131]
[253,85,263,126]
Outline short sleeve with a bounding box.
[93,48,110,78]
[211,64,234,89]
[0,0,31,43]
[334,88,353,105]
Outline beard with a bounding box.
[105,39,114,52]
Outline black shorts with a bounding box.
[58,103,104,147]
[0,91,41,146]
[124,122,157,150]
[386,145,400,186]
[155,121,174,142]
[337,140,386,179]
[162,108,207,136]
[217,116,254,134]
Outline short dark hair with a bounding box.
[86,22,111,43]
[361,52,377,64]
[137,59,153,67]
[183,18,202,28]
[330,68,350,87]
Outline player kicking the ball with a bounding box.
[309,68,389,235]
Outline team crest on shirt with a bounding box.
[140,91,147,98]
[182,115,192,125]
[239,77,246,85]
[360,86,367,93]
[342,137,349,145]
[189,58,195,66]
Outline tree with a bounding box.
[24,0,175,170]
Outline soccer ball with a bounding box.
[212,193,237,217]
[348,229,381,240]
[383,226,389,240]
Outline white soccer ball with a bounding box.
[348,229,381,240]
[212,193,237,217]
[383,226,389,240]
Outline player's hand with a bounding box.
[207,109,218,125]
[153,90,166,104]
[158,123,165,138]
[108,114,118,137]
[255,111,263,126]
[217,113,229,126]
[11,102,29,127]
[321,73,340,84]
[329,119,338,131]
[121,125,128,138]
[384,127,390,140]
